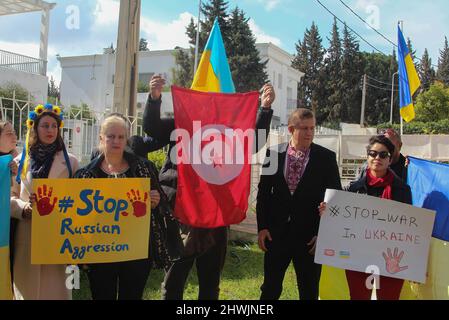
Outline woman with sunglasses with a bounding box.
[319,135,412,300]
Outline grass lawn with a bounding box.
[73,242,300,300]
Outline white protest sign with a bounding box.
[315,189,436,283]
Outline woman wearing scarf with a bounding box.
[75,114,177,300]
[10,105,79,300]
[319,135,412,300]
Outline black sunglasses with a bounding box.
[368,150,391,159]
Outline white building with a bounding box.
[58,43,304,126]
[0,0,55,103]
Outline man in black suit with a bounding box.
[257,108,342,300]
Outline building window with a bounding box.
[272,71,276,86]
[278,73,283,89]
[139,73,154,85]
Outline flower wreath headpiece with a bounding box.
[17,103,72,183]
[26,103,64,128]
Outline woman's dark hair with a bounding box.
[29,111,64,151]
[366,135,395,157]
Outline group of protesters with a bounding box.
[1,73,412,300]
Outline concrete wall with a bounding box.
[0,67,48,103]
[59,54,114,111]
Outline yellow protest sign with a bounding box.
[31,178,151,264]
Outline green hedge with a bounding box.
[147,150,167,171]
[378,120,449,135]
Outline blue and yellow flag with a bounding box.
[407,157,449,300]
[0,155,13,300]
[191,18,235,93]
[398,26,421,122]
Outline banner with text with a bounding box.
[0,155,13,300]
[315,189,435,283]
[31,178,151,264]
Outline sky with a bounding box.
[0,0,448,85]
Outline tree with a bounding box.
[362,52,394,125]
[292,22,326,120]
[406,38,417,62]
[137,81,149,93]
[173,1,231,89]
[48,76,60,104]
[172,47,194,88]
[227,7,267,92]
[323,18,343,123]
[292,39,309,108]
[388,49,400,123]
[437,37,449,86]
[419,48,436,91]
[199,0,231,51]
[139,38,149,51]
[0,82,32,137]
[307,23,327,117]
[173,1,267,92]
[415,82,449,122]
[389,49,397,77]
[341,24,363,123]
[172,19,197,87]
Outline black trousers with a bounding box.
[87,259,151,300]
[161,227,228,300]
[260,229,322,300]
[9,219,17,284]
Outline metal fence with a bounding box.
[0,49,46,76]
[268,131,449,186]
[3,94,449,212]
[0,94,144,165]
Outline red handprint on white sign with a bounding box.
[382,248,409,274]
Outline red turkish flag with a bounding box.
[171,86,259,228]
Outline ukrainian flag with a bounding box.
[407,157,449,300]
[0,155,13,300]
[398,26,421,122]
[191,18,235,93]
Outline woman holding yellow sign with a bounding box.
[75,114,177,300]
[11,104,79,300]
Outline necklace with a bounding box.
[101,159,129,178]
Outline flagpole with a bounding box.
[390,71,398,124]
[194,0,202,75]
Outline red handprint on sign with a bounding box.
[36,184,57,216]
[126,189,148,218]
[382,248,409,274]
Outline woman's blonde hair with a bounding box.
[0,120,11,136]
[99,114,130,154]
